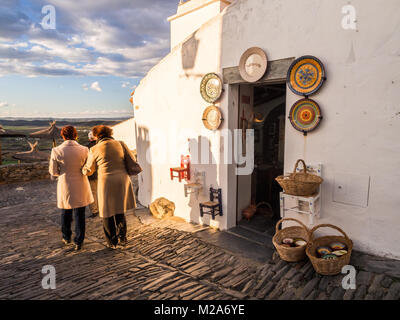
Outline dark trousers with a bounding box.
[102,214,127,246]
[61,207,86,245]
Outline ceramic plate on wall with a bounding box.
[200,73,223,103]
[202,105,223,131]
[289,98,322,133]
[239,47,268,83]
[287,55,326,96]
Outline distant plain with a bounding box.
[0,118,129,165]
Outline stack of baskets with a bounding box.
[275,159,323,196]
[273,159,352,275]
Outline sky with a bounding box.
[0,0,178,118]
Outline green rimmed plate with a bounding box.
[200,73,223,103]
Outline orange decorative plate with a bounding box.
[202,105,223,131]
[287,56,326,96]
[289,98,322,133]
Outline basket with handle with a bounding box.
[272,218,310,262]
[275,159,323,196]
[306,224,353,275]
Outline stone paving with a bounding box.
[0,180,399,300]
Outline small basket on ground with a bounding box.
[272,218,310,262]
[306,224,353,275]
[275,159,323,196]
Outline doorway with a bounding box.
[237,83,286,237]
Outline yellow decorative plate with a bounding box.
[202,105,223,131]
[287,55,326,96]
[200,73,223,103]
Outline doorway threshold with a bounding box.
[227,225,274,248]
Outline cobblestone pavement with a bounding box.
[0,180,399,300]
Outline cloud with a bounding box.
[121,81,137,90]
[82,83,89,91]
[0,101,9,108]
[90,81,102,92]
[0,0,178,78]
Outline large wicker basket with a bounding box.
[275,159,323,196]
[306,224,353,275]
[272,218,310,262]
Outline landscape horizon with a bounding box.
[0,117,133,165]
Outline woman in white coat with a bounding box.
[49,126,93,251]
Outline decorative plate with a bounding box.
[295,240,307,247]
[316,246,332,256]
[200,73,223,103]
[202,105,223,131]
[330,242,346,250]
[282,238,294,244]
[332,250,348,257]
[289,98,322,133]
[239,47,268,83]
[287,55,325,96]
[322,254,338,260]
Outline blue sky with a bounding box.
[0,0,177,118]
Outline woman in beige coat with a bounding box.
[82,125,136,249]
[49,126,94,251]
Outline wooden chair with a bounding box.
[199,187,223,220]
[170,155,191,182]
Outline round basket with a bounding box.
[275,159,323,196]
[272,218,310,262]
[306,224,353,275]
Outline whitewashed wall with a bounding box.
[112,118,136,151]
[134,15,231,230]
[221,0,400,259]
[169,0,231,50]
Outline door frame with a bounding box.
[223,57,294,227]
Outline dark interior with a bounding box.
[238,83,286,234]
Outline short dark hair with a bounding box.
[61,126,78,140]
[92,125,113,139]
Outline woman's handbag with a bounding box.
[119,141,142,176]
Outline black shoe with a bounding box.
[62,239,71,246]
[74,244,83,251]
[118,238,127,247]
[106,243,117,250]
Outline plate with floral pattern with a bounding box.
[287,56,326,96]
[200,73,223,103]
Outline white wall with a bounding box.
[169,0,231,50]
[134,15,231,229]
[221,0,400,259]
[112,118,136,151]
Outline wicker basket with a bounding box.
[306,224,353,275]
[272,218,310,262]
[275,159,323,196]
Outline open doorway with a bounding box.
[237,83,286,237]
